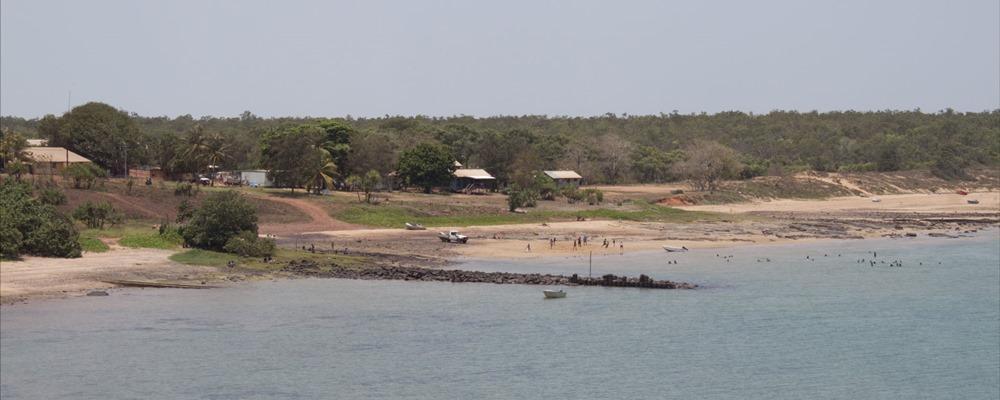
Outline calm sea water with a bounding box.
[2,231,998,399]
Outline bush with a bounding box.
[73,201,122,229]
[38,187,67,205]
[176,199,194,223]
[181,191,258,251]
[837,162,878,173]
[507,186,538,211]
[582,188,604,205]
[22,211,82,258]
[222,231,276,257]
[174,182,195,196]
[0,180,81,258]
[63,163,107,189]
[562,186,584,203]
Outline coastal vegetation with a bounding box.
[0,181,82,259]
[4,106,997,189]
[178,190,275,256]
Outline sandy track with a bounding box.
[676,192,999,214]
[0,249,215,304]
[252,195,361,235]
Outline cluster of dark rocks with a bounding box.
[281,260,695,289]
[568,273,697,289]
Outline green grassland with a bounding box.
[334,200,726,228]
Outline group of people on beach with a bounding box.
[527,235,624,255]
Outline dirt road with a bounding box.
[252,194,361,236]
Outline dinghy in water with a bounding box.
[543,289,566,299]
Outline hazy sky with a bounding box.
[2,0,998,118]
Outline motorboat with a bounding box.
[663,245,689,252]
[405,222,427,230]
[543,289,566,299]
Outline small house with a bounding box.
[543,170,583,187]
[241,170,273,187]
[23,147,92,174]
[450,168,496,192]
[128,166,165,181]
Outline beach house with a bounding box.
[543,170,583,187]
[450,168,496,193]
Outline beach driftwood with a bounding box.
[281,261,696,289]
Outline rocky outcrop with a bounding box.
[281,261,696,289]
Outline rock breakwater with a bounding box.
[281,260,695,289]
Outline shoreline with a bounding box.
[3,221,996,306]
[3,190,997,306]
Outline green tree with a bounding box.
[397,142,454,193]
[52,102,142,175]
[260,126,324,192]
[73,201,123,229]
[180,191,258,251]
[346,170,382,203]
[672,140,742,192]
[0,130,28,170]
[306,151,339,195]
[0,181,81,259]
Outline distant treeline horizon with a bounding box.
[2,105,998,185]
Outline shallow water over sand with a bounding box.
[2,231,998,399]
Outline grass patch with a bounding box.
[335,200,724,228]
[119,230,183,249]
[169,248,368,271]
[79,236,110,253]
[79,224,183,250]
[169,249,237,267]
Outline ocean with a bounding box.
[2,231,998,399]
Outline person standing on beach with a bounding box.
[527,243,531,252]
[619,243,624,255]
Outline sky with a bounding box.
[1,0,998,118]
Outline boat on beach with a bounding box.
[543,289,566,299]
[967,199,980,204]
[663,246,689,252]
[405,222,426,230]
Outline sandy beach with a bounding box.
[3,191,997,304]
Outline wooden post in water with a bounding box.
[589,251,592,279]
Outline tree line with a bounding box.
[2,104,997,189]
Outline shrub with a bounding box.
[73,201,122,229]
[63,163,107,189]
[174,182,195,196]
[176,199,194,223]
[562,186,584,203]
[222,231,276,257]
[507,186,538,211]
[38,187,67,205]
[22,211,82,258]
[582,188,604,205]
[0,180,81,258]
[837,162,877,173]
[181,191,258,251]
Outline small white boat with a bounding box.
[871,197,882,203]
[543,289,566,299]
[405,222,426,230]
[663,246,689,252]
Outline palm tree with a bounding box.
[305,151,338,195]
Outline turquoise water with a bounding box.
[2,231,998,399]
